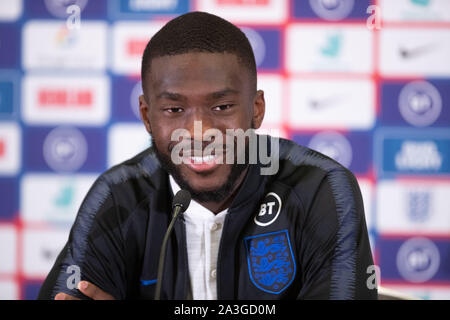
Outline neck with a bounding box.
[197,167,249,214]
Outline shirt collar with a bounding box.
[169,175,228,221]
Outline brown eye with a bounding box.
[213,104,233,111]
[165,107,184,113]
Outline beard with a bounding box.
[151,130,253,204]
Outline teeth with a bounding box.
[190,155,216,163]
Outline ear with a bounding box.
[139,94,152,134]
[252,90,265,129]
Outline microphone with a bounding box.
[155,189,191,300]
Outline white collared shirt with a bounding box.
[169,175,228,300]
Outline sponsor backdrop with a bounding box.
[0,0,449,300]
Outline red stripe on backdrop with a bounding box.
[14,216,25,300]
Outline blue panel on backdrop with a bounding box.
[375,129,450,177]
[380,79,450,128]
[0,24,20,68]
[292,131,372,175]
[26,0,107,19]
[112,76,142,122]
[23,281,44,300]
[23,126,106,173]
[0,178,18,220]
[292,0,371,20]
[242,28,281,72]
[0,75,20,120]
[377,236,450,284]
[110,0,189,19]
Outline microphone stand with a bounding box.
[154,204,185,300]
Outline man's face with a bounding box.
[139,52,265,201]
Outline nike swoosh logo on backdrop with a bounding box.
[399,43,435,59]
[308,94,345,110]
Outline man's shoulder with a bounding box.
[277,137,354,181]
[100,147,161,186]
[275,137,360,206]
[85,147,166,207]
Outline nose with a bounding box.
[184,108,216,141]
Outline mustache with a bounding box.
[167,135,248,155]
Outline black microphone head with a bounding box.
[172,190,191,213]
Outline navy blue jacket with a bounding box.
[38,137,377,300]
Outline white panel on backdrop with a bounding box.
[380,0,450,22]
[22,74,110,125]
[23,21,107,71]
[108,123,151,168]
[257,74,283,127]
[380,285,450,300]
[288,78,375,130]
[286,24,373,74]
[0,280,19,300]
[112,21,165,75]
[21,174,97,225]
[0,225,17,274]
[0,122,21,175]
[376,180,450,234]
[380,28,450,77]
[22,228,69,278]
[0,0,22,21]
[196,0,287,24]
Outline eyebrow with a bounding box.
[209,88,240,99]
[156,91,183,101]
[156,88,239,101]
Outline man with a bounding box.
[38,11,377,300]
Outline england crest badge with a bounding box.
[244,230,296,294]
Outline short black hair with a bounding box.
[141,11,257,91]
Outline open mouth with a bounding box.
[183,153,223,173]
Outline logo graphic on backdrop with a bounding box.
[242,28,266,67]
[398,81,442,127]
[22,229,69,278]
[286,25,373,74]
[407,189,432,223]
[254,192,282,227]
[0,74,19,118]
[321,32,342,58]
[395,141,442,172]
[43,127,88,172]
[197,0,287,24]
[44,0,88,18]
[21,174,96,225]
[376,130,450,176]
[380,0,450,22]
[396,237,440,283]
[110,0,189,18]
[380,28,450,77]
[23,75,109,125]
[244,230,296,294]
[23,21,107,70]
[112,22,164,75]
[376,180,450,234]
[0,123,21,175]
[308,131,353,168]
[130,81,143,120]
[309,0,355,21]
[288,78,375,129]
